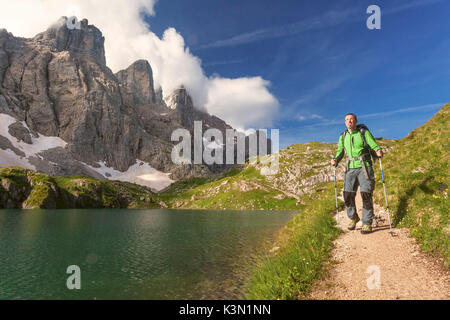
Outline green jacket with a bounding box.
[335,128,381,168]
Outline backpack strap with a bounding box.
[357,124,378,162]
[358,125,368,147]
[357,124,371,152]
[334,130,347,165]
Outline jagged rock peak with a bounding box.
[115,59,156,106]
[0,20,239,185]
[0,28,11,42]
[164,85,194,110]
[155,86,165,105]
[33,16,106,65]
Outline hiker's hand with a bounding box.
[331,158,337,166]
[376,150,383,158]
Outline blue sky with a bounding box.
[146,0,449,148]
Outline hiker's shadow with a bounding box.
[371,224,398,236]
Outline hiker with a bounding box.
[331,113,383,234]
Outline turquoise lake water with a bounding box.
[0,209,297,299]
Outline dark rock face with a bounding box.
[165,86,233,134]
[0,135,25,157]
[0,176,31,208]
[33,17,106,66]
[8,121,32,144]
[29,147,106,179]
[0,17,248,184]
[116,59,156,106]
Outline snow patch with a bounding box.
[0,113,68,169]
[0,113,174,192]
[0,113,67,158]
[0,148,34,169]
[86,159,175,192]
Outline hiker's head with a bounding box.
[345,113,357,130]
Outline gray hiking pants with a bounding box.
[343,166,375,225]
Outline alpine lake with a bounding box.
[0,209,297,299]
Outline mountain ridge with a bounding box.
[0,16,242,190]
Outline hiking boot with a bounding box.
[361,224,372,234]
[348,216,360,230]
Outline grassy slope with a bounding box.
[245,184,342,299]
[0,167,163,209]
[159,164,298,210]
[373,103,449,266]
[161,142,338,209]
[160,140,396,210]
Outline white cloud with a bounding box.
[295,114,323,121]
[0,0,279,129]
[206,77,279,130]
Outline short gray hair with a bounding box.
[345,113,357,121]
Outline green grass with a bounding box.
[23,173,57,208]
[160,164,304,210]
[190,188,298,210]
[245,183,342,299]
[0,167,163,209]
[373,103,449,266]
[158,143,336,210]
[0,166,30,187]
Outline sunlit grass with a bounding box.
[245,184,342,299]
[373,103,449,266]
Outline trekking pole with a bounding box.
[378,157,394,235]
[333,162,339,224]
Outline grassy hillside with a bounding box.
[245,183,341,299]
[159,140,397,210]
[0,167,164,209]
[158,141,338,210]
[158,165,299,210]
[373,103,449,266]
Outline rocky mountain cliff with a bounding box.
[0,17,248,191]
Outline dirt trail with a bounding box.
[309,188,450,300]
